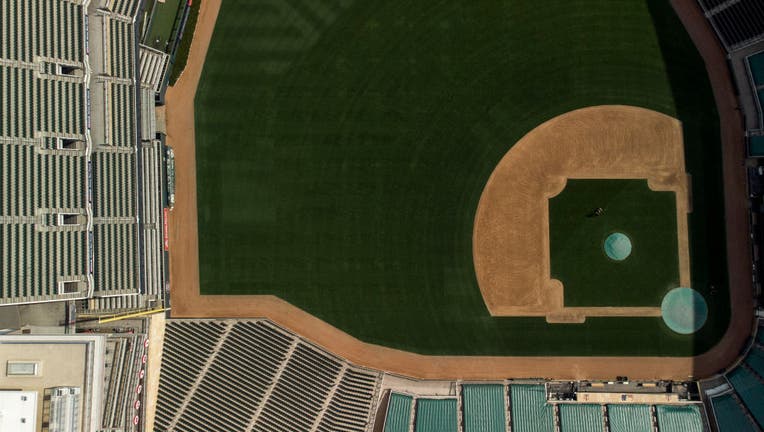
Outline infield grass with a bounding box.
[195,0,728,356]
[550,180,679,307]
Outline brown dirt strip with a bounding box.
[473,105,689,321]
[165,0,754,380]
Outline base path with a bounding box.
[166,0,754,380]
[473,105,690,322]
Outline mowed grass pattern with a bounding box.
[196,0,729,355]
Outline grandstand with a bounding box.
[704,320,764,431]
[154,319,382,432]
[0,0,168,313]
[152,318,712,432]
[698,0,764,51]
[100,333,148,431]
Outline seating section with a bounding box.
[510,384,554,432]
[656,405,704,432]
[138,45,170,93]
[710,393,759,432]
[108,18,135,80]
[316,367,381,432]
[91,151,136,218]
[699,0,764,50]
[101,334,148,431]
[93,222,138,293]
[607,404,653,432]
[462,384,506,432]
[0,0,166,309]
[708,322,764,431]
[726,367,764,426]
[414,398,458,432]
[0,0,83,63]
[155,320,382,432]
[0,225,87,302]
[383,393,413,432]
[105,0,140,19]
[559,404,602,432]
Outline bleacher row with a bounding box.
[108,82,136,147]
[91,150,136,218]
[92,222,138,294]
[155,320,382,432]
[0,225,87,302]
[88,140,166,312]
[709,322,764,431]
[698,0,764,51]
[0,0,84,63]
[101,333,147,432]
[107,18,135,80]
[0,65,85,138]
[384,384,705,432]
[101,0,140,20]
[138,45,170,93]
[0,143,86,215]
[3,63,86,140]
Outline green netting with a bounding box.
[463,384,506,432]
[711,393,759,432]
[510,385,554,432]
[655,405,703,432]
[751,52,764,85]
[560,404,603,432]
[660,287,708,334]
[414,398,458,432]
[384,393,413,432]
[727,368,764,426]
[607,404,652,432]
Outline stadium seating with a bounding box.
[101,334,148,430]
[155,320,382,432]
[0,0,166,310]
[698,0,764,51]
[462,384,506,432]
[607,404,653,432]
[710,393,759,431]
[510,384,555,432]
[559,404,603,432]
[656,405,705,432]
[708,322,764,430]
[383,393,413,432]
[414,398,458,432]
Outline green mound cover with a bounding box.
[661,287,708,334]
[604,232,632,261]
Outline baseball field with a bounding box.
[187,0,731,357]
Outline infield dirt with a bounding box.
[165,0,753,380]
[472,105,690,322]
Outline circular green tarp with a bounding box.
[604,232,632,261]
[661,287,708,334]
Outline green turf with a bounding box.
[550,180,679,307]
[168,0,201,85]
[144,0,183,53]
[195,0,729,356]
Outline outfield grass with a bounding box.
[550,180,679,307]
[195,0,729,356]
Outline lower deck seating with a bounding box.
[414,398,457,432]
[710,393,759,432]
